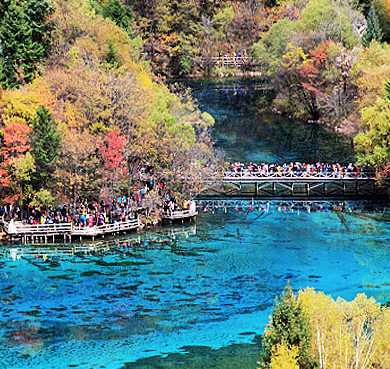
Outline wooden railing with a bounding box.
[161,208,198,220]
[204,56,252,67]
[2,218,140,236]
[3,222,72,235]
[72,218,140,236]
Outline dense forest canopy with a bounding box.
[0,0,222,207]
[1,0,390,208]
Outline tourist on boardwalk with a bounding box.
[226,161,372,177]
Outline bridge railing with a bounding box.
[223,171,374,180]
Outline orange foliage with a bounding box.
[383,0,390,15]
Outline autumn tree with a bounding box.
[268,343,300,369]
[277,43,320,120]
[354,94,390,173]
[298,289,381,369]
[262,287,390,369]
[99,130,128,201]
[0,121,32,204]
[56,130,101,204]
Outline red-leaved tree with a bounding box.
[99,130,127,200]
[0,121,32,203]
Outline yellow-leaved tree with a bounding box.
[298,289,380,369]
[269,343,300,369]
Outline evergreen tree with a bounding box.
[105,39,121,66]
[362,5,382,47]
[30,106,61,190]
[357,0,373,17]
[24,0,54,51]
[260,283,314,369]
[0,59,6,86]
[102,0,133,32]
[0,0,54,88]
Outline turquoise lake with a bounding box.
[1,78,389,369]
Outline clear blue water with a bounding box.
[1,79,389,368]
[1,206,390,368]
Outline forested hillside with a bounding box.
[90,0,390,175]
[0,0,221,207]
[250,0,390,176]
[1,0,390,207]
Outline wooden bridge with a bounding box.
[201,55,255,68]
[201,170,390,199]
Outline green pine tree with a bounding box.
[24,0,54,51]
[0,0,54,88]
[0,59,6,86]
[30,106,62,190]
[260,282,314,369]
[105,39,121,66]
[362,5,383,47]
[102,0,133,32]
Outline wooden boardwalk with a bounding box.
[202,170,389,199]
[1,218,141,243]
[161,208,198,223]
[1,204,199,244]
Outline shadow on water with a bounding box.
[177,77,356,164]
[123,339,263,369]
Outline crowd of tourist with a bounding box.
[0,162,191,227]
[1,159,374,229]
[227,162,373,176]
[1,200,138,227]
